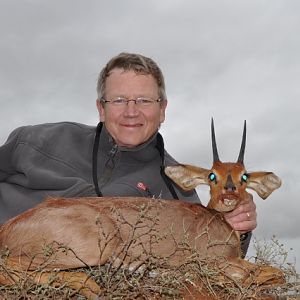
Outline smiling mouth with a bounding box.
[121,124,143,128]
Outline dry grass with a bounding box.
[1,253,284,299]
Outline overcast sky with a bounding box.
[0,0,299,272]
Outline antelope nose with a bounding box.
[224,175,236,191]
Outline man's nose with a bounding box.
[124,100,139,116]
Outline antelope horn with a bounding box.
[237,120,247,163]
[211,118,220,162]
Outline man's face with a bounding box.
[97,68,167,148]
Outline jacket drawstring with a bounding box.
[92,122,103,196]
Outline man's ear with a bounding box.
[96,99,105,121]
[165,164,210,191]
[247,171,282,199]
[159,99,168,124]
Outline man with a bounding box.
[0,52,256,253]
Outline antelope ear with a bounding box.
[164,164,210,191]
[247,172,282,199]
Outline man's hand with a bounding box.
[224,193,257,234]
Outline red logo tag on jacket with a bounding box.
[137,182,153,197]
[137,182,147,191]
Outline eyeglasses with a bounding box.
[101,97,163,107]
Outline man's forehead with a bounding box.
[105,68,158,91]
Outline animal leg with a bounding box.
[0,260,100,299]
[35,270,100,300]
[218,257,285,286]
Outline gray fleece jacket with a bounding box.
[0,121,251,254]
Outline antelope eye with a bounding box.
[208,172,217,182]
[241,173,248,182]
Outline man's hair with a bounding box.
[97,52,166,100]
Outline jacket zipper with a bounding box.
[105,144,118,169]
[98,144,119,188]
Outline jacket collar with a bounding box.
[99,124,160,162]
[93,122,178,199]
